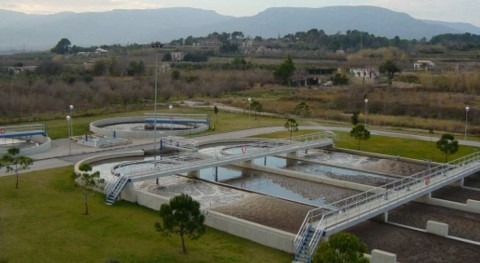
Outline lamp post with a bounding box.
[169,104,173,131]
[248,97,252,128]
[364,98,368,127]
[69,104,74,137]
[465,106,470,140]
[151,42,161,158]
[66,115,71,155]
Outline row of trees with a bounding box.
[170,29,480,53]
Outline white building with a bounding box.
[414,60,435,71]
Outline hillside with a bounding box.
[0,6,479,51]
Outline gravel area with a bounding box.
[213,195,315,233]
[465,172,480,188]
[349,220,480,263]
[139,175,318,233]
[303,149,427,177]
[361,158,426,176]
[432,186,480,203]
[387,202,480,241]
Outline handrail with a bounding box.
[119,132,334,179]
[294,151,480,260]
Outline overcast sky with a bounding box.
[2,0,479,26]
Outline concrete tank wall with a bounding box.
[90,116,208,139]
[205,211,296,253]
[416,196,480,214]
[0,135,52,156]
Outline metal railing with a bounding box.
[105,132,335,205]
[124,131,334,180]
[294,151,480,261]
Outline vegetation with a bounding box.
[74,163,104,215]
[379,59,401,81]
[312,232,368,263]
[294,102,311,117]
[51,38,72,54]
[273,55,296,85]
[155,194,206,254]
[0,167,291,262]
[350,125,371,150]
[1,147,33,189]
[436,133,459,162]
[284,118,299,139]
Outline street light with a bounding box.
[364,98,368,127]
[169,104,173,131]
[69,104,74,137]
[465,106,470,140]
[248,97,252,128]
[66,115,71,155]
[151,42,162,158]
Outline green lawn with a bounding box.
[254,130,478,163]
[334,131,478,163]
[0,167,291,263]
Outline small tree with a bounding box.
[51,38,72,54]
[1,147,33,189]
[250,100,262,120]
[212,105,219,130]
[350,124,370,150]
[155,194,205,254]
[436,133,459,162]
[284,118,299,140]
[379,60,401,83]
[294,102,311,117]
[74,163,104,215]
[274,55,296,85]
[312,232,368,263]
[351,111,360,126]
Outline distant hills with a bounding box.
[1,6,479,51]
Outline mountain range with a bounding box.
[1,6,479,51]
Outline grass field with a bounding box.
[256,130,478,163]
[0,167,291,263]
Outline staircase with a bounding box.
[294,218,325,263]
[105,175,129,205]
[294,225,314,263]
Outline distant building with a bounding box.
[95,48,108,54]
[76,51,93,56]
[170,52,185,62]
[7,66,37,74]
[350,68,379,79]
[414,60,435,71]
[83,61,95,70]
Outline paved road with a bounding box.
[1,125,478,177]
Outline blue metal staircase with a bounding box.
[105,175,129,205]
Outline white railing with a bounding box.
[122,132,334,180]
[294,151,480,260]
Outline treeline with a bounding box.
[169,30,480,53]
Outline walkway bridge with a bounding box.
[293,152,480,263]
[104,131,334,204]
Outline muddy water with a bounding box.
[192,165,360,207]
[91,147,405,208]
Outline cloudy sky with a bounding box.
[1,0,479,26]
